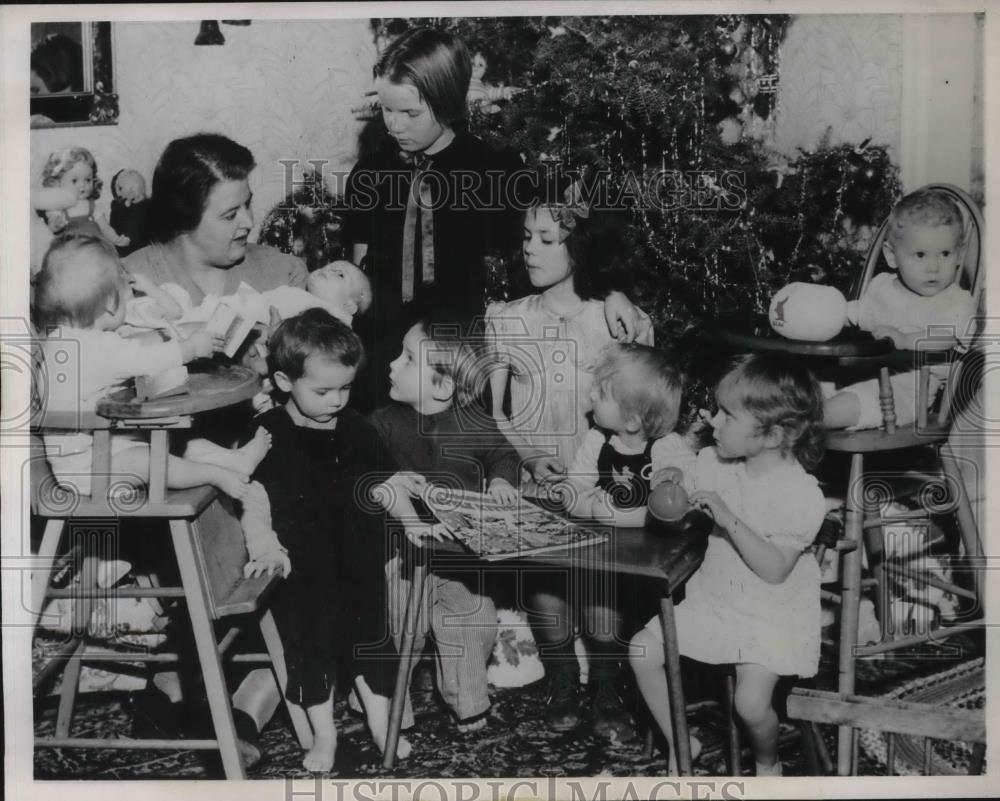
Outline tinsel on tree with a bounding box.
[259,12,903,390]
[367,15,901,342]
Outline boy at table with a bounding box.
[823,188,978,430]
[368,305,521,732]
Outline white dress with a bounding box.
[648,447,826,677]
[486,294,653,470]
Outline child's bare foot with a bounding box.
[234,427,271,473]
[186,429,271,475]
[303,729,336,773]
[355,677,412,760]
[212,467,251,500]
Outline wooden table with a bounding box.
[700,315,894,362]
[383,509,710,775]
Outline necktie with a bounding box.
[400,151,435,303]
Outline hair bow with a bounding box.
[553,179,590,235]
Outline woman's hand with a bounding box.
[180,329,225,362]
[390,471,429,498]
[689,490,737,532]
[243,548,291,579]
[603,291,641,342]
[488,477,519,506]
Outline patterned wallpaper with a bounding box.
[30,19,376,239]
[771,15,903,159]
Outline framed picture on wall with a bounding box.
[29,21,118,128]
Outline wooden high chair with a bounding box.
[822,183,986,775]
[30,364,310,779]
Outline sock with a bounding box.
[756,760,782,776]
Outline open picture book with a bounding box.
[421,488,607,561]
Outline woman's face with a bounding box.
[522,207,573,290]
[375,78,450,155]
[185,178,254,267]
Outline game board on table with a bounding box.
[422,487,606,561]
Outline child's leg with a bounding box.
[111,446,251,500]
[429,575,496,730]
[584,603,634,741]
[353,674,411,759]
[733,662,781,774]
[528,586,581,731]
[302,688,337,772]
[628,626,678,774]
[184,428,272,475]
[822,391,862,429]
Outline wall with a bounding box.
[772,13,981,194]
[771,14,903,161]
[29,19,377,239]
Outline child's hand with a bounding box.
[586,488,613,520]
[403,522,453,547]
[180,329,224,361]
[243,548,291,579]
[391,471,429,498]
[115,235,131,247]
[488,477,519,506]
[689,490,737,532]
[524,454,566,484]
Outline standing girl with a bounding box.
[486,182,654,734]
[40,146,129,246]
[629,353,826,776]
[343,26,642,410]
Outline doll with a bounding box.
[466,51,524,114]
[39,146,128,247]
[109,168,150,257]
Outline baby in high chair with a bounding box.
[34,234,271,501]
[823,188,978,430]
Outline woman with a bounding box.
[344,27,642,410]
[125,133,307,301]
[124,133,307,769]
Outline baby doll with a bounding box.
[109,169,151,257]
[466,51,524,113]
[39,147,129,247]
[125,261,372,331]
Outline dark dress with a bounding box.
[343,129,524,410]
[248,406,400,705]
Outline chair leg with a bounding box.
[837,453,864,776]
[169,520,244,780]
[32,519,65,628]
[383,560,428,770]
[259,609,312,749]
[54,554,101,738]
[939,442,983,604]
[724,670,741,776]
[659,595,693,776]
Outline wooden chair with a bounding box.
[824,183,985,775]
[787,660,986,776]
[30,365,310,779]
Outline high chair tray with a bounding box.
[96,365,259,420]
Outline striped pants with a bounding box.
[386,554,497,721]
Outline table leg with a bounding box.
[659,595,692,776]
[383,560,428,769]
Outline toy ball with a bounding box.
[768,282,848,342]
[649,480,689,523]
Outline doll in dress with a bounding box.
[39,146,129,247]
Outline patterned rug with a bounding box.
[33,632,983,780]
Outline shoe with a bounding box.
[590,679,635,742]
[129,685,182,739]
[232,709,264,771]
[544,667,582,732]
